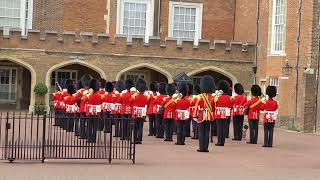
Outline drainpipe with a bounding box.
[233,0,237,40]
[254,0,260,84]
[294,0,303,128]
[314,23,320,133]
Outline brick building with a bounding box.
[2,0,318,133]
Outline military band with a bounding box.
[51,75,279,150]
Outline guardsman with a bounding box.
[63,83,78,132]
[162,83,177,142]
[120,79,135,140]
[97,79,106,131]
[261,86,278,148]
[147,82,158,136]
[193,75,216,152]
[52,88,63,126]
[231,83,247,141]
[244,85,264,144]
[132,78,150,144]
[60,80,73,129]
[185,83,193,137]
[154,82,167,138]
[86,79,104,143]
[175,83,190,145]
[113,80,125,137]
[76,81,90,139]
[191,85,201,139]
[214,81,233,146]
[102,82,115,133]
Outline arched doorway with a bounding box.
[45,61,106,108]
[0,60,33,111]
[187,66,237,88]
[116,63,173,85]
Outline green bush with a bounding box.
[34,83,48,96]
[35,104,47,115]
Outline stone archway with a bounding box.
[0,58,36,112]
[45,60,106,108]
[116,63,173,84]
[187,66,238,86]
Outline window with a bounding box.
[117,0,154,37]
[121,73,145,83]
[0,67,17,102]
[269,77,279,100]
[169,1,202,40]
[51,70,78,89]
[0,0,33,31]
[271,0,285,54]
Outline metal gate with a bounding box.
[0,112,136,163]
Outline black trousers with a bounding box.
[264,122,274,147]
[54,109,61,126]
[113,114,121,137]
[211,121,217,137]
[233,115,244,140]
[186,119,191,137]
[148,114,156,136]
[225,118,231,138]
[87,116,98,142]
[192,120,199,139]
[103,112,112,133]
[176,120,187,145]
[120,114,130,139]
[66,113,75,132]
[198,121,211,151]
[164,118,174,141]
[79,113,87,139]
[249,119,259,144]
[134,118,144,143]
[216,119,228,145]
[155,114,164,138]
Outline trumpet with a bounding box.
[172,93,182,99]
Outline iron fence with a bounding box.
[0,112,136,164]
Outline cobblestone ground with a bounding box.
[0,125,319,180]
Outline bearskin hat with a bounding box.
[67,85,76,95]
[125,79,135,90]
[218,80,230,93]
[149,81,157,92]
[200,75,215,93]
[266,86,277,98]
[99,78,106,89]
[251,84,262,97]
[234,83,244,95]
[80,74,93,88]
[194,85,201,95]
[64,79,73,89]
[105,81,114,93]
[187,83,193,96]
[136,78,147,92]
[76,80,83,90]
[166,83,176,96]
[115,80,125,92]
[89,79,99,92]
[178,83,188,97]
[158,82,167,94]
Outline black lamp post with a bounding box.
[282,60,293,76]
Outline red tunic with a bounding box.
[86,92,104,116]
[52,91,63,109]
[103,92,115,112]
[63,93,79,114]
[147,91,158,115]
[244,97,264,120]
[193,93,215,122]
[98,89,106,95]
[261,99,278,123]
[161,96,177,119]
[120,91,134,115]
[175,97,190,121]
[153,94,166,114]
[231,94,247,116]
[77,88,89,113]
[132,93,149,118]
[214,94,233,119]
[189,96,197,117]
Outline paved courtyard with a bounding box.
[0,126,319,180]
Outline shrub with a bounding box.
[35,104,47,115]
[34,83,48,96]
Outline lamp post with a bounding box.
[282,60,293,76]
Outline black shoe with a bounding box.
[247,142,253,144]
[262,145,267,147]
[232,138,237,141]
[215,143,224,146]
[164,139,170,141]
[197,149,209,152]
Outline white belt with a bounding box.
[176,109,190,120]
[103,103,114,112]
[87,104,102,114]
[66,104,78,113]
[233,105,244,115]
[215,107,231,118]
[133,106,147,118]
[265,111,278,122]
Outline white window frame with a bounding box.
[116,0,154,39]
[52,69,78,87]
[168,1,203,41]
[0,0,33,34]
[270,0,285,55]
[269,77,280,100]
[0,66,18,103]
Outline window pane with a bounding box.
[0,0,5,7]
[0,8,5,16]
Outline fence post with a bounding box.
[4,112,9,160]
[132,116,136,164]
[108,116,112,164]
[9,112,15,163]
[41,113,47,163]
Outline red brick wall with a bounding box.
[63,0,107,33]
